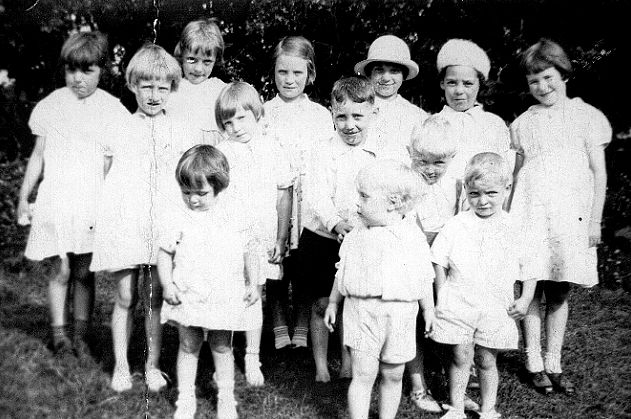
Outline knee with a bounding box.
[312,297,328,318]
[51,259,71,286]
[116,288,137,310]
[180,333,203,354]
[451,347,473,369]
[475,353,497,372]
[380,365,404,383]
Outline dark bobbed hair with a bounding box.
[520,38,573,79]
[61,31,109,71]
[364,61,409,81]
[215,81,264,131]
[173,19,224,64]
[175,144,230,195]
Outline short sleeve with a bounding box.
[587,106,612,149]
[158,224,182,254]
[28,97,53,138]
[509,117,525,155]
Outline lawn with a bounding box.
[1,147,631,418]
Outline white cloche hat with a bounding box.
[354,35,419,80]
[436,39,491,79]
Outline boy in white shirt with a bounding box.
[300,76,408,382]
[431,152,539,419]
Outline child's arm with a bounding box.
[269,186,293,264]
[508,280,537,320]
[323,277,343,332]
[157,248,181,305]
[244,242,263,307]
[433,263,447,295]
[17,136,45,225]
[418,284,436,336]
[587,144,607,247]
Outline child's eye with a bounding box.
[203,60,214,66]
[464,81,475,87]
[185,57,197,64]
[196,191,208,197]
[446,81,456,86]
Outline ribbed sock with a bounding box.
[291,326,308,348]
[273,326,291,349]
[544,351,562,374]
[525,346,544,372]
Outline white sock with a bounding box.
[525,346,544,372]
[544,351,562,374]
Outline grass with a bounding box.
[1,144,631,418]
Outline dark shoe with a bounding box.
[73,336,91,359]
[529,371,553,394]
[547,372,575,395]
[51,335,74,356]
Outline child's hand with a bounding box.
[422,307,435,337]
[323,303,338,333]
[163,282,182,306]
[333,221,353,243]
[16,201,33,226]
[268,241,286,264]
[588,221,602,247]
[508,298,530,320]
[243,284,261,307]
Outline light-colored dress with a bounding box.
[160,206,262,331]
[90,111,195,271]
[374,94,428,149]
[264,94,334,250]
[510,97,611,287]
[25,87,130,260]
[217,135,294,280]
[167,77,227,145]
[437,104,512,180]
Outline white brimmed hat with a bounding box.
[354,35,419,80]
[436,39,491,79]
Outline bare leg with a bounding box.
[347,350,379,419]
[245,326,264,386]
[110,268,138,391]
[338,303,352,379]
[378,362,406,419]
[311,297,330,382]
[522,283,544,372]
[448,343,474,412]
[49,256,71,327]
[475,346,499,414]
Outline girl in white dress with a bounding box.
[158,144,262,419]
[16,31,130,356]
[90,44,187,393]
[510,38,611,395]
[263,36,333,350]
[217,82,294,386]
[168,18,227,145]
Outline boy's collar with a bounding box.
[333,130,378,155]
[135,108,167,118]
[442,102,483,116]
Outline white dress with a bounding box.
[217,135,294,280]
[25,87,130,260]
[510,97,611,287]
[160,206,262,331]
[373,94,428,149]
[263,94,333,249]
[90,111,196,271]
[167,77,227,145]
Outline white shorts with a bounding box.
[343,297,418,364]
[431,286,518,350]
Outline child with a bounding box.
[435,39,512,181]
[323,160,435,419]
[90,43,188,392]
[16,31,130,356]
[300,76,409,382]
[263,35,334,350]
[168,18,227,145]
[405,115,459,413]
[158,144,261,419]
[431,152,538,419]
[510,38,611,395]
[216,81,294,386]
[354,34,428,149]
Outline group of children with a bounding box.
[16,18,611,419]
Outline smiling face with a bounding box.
[274,54,309,102]
[369,62,404,100]
[180,179,217,212]
[221,106,260,143]
[526,66,567,107]
[182,50,216,85]
[65,65,101,99]
[331,99,376,147]
[440,65,480,112]
[411,153,453,185]
[131,78,172,116]
[466,174,510,219]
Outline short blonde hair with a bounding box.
[125,43,181,91]
[357,160,422,214]
[410,115,458,159]
[174,19,224,63]
[215,81,264,131]
[464,152,511,188]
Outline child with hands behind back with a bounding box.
[431,152,539,419]
[324,160,435,419]
[158,145,262,419]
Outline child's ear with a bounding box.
[128,83,138,95]
[387,194,403,211]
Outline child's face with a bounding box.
[331,99,376,147]
[410,152,453,185]
[526,66,567,107]
[131,79,172,116]
[182,50,216,85]
[222,107,259,143]
[356,175,393,227]
[65,65,101,99]
[369,62,404,100]
[466,175,510,219]
[274,54,308,102]
[181,180,217,212]
[440,65,480,112]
